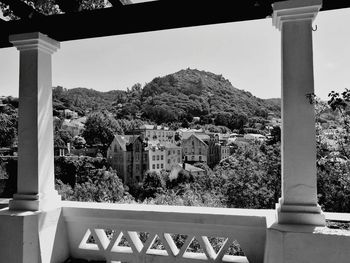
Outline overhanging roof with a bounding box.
[0,0,349,49]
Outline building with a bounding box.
[147,142,166,173]
[107,135,148,183]
[169,163,206,180]
[63,109,78,119]
[138,124,175,143]
[182,134,209,163]
[243,133,266,142]
[146,141,182,173]
[61,119,85,137]
[164,142,182,170]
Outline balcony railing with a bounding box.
[62,201,275,263]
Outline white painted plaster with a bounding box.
[62,202,272,263]
[8,32,61,211]
[264,223,350,263]
[272,0,325,225]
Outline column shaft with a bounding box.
[281,19,317,205]
[272,0,325,225]
[9,32,61,211]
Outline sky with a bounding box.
[0,6,350,100]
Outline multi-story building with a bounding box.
[182,134,209,163]
[147,143,166,173]
[107,134,148,184]
[147,141,182,173]
[138,124,175,143]
[164,142,182,170]
[183,133,231,167]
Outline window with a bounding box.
[199,156,202,161]
[192,141,195,147]
[136,164,140,171]
[136,153,140,161]
[178,150,180,155]
[161,163,164,169]
[191,156,195,160]
[157,164,159,169]
[157,155,159,160]
[177,157,180,163]
[114,145,118,152]
[161,155,164,160]
[152,164,155,169]
[184,148,187,154]
[152,155,155,161]
[168,150,171,155]
[199,148,202,155]
[168,159,170,164]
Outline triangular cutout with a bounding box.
[110,231,133,254]
[201,236,228,261]
[222,240,248,263]
[127,231,144,253]
[223,239,245,256]
[146,234,168,256]
[183,237,207,260]
[137,232,151,244]
[78,229,99,250]
[165,233,189,256]
[94,229,114,250]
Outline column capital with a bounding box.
[272,0,322,30]
[9,32,60,54]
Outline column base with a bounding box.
[276,200,326,226]
[264,223,350,263]
[9,191,61,211]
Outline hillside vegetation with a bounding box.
[53,68,280,130]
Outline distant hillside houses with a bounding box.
[61,119,85,137]
[107,125,251,183]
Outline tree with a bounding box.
[72,136,86,149]
[83,111,122,148]
[268,126,281,145]
[0,105,18,147]
[54,129,72,148]
[0,0,108,19]
[215,142,281,209]
[141,171,166,199]
[56,167,134,203]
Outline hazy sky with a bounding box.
[0,7,349,100]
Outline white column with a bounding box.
[273,0,325,225]
[9,32,61,211]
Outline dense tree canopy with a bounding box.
[83,111,122,147]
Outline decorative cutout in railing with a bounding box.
[63,202,269,263]
[78,228,248,263]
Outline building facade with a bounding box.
[138,124,175,143]
[107,135,148,184]
[182,134,208,163]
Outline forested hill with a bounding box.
[53,68,280,129]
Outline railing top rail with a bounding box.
[62,201,274,228]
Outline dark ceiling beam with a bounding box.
[108,0,133,7]
[0,0,43,19]
[0,0,349,49]
[108,0,123,7]
[119,0,133,5]
[0,0,272,48]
